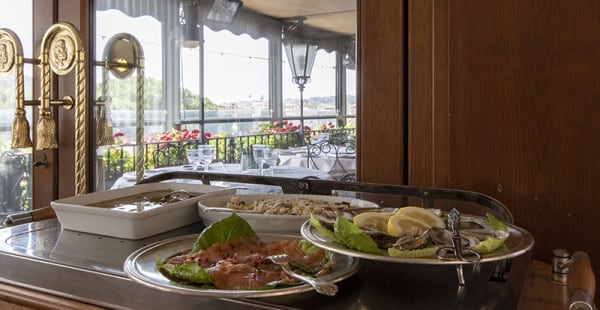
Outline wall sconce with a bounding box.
[206,0,243,23]
[95,33,146,183]
[283,39,318,138]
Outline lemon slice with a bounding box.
[387,215,430,236]
[353,212,391,231]
[394,206,445,229]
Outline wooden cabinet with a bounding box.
[359,0,599,301]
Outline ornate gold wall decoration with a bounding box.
[49,34,76,75]
[39,22,87,195]
[0,28,34,148]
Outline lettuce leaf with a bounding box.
[486,213,509,232]
[309,213,340,243]
[334,216,381,254]
[157,259,213,287]
[472,213,510,254]
[192,213,257,253]
[388,246,441,258]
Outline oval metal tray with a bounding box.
[124,233,360,298]
[300,218,534,265]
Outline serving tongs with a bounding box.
[436,208,481,285]
[268,254,338,296]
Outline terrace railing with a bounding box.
[98,128,356,189]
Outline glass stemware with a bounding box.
[197,145,215,171]
[252,144,270,176]
[264,149,280,176]
[186,149,201,171]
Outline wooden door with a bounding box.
[408,0,600,299]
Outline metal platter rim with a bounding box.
[124,233,360,298]
[300,218,535,265]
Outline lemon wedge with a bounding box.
[353,212,391,231]
[394,206,445,229]
[387,215,431,236]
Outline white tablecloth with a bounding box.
[110,163,332,190]
[278,153,356,174]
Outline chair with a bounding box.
[306,139,356,181]
[0,152,27,214]
[152,143,186,168]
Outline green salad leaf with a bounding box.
[192,212,256,253]
[158,213,332,290]
[388,246,441,258]
[486,213,509,232]
[310,213,340,243]
[334,216,381,254]
[472,213,510,254]
[157,259,213,287]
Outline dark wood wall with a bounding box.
[359,0,600,299]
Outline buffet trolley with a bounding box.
[0,172,534,309]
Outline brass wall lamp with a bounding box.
[95,33,145,183]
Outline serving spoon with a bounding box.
[268,254,338,296]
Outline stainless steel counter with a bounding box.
[0,218,532,310]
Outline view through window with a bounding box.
[0,0,33,216]
[94,0,356,190]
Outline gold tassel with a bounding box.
[96,105,114,146]
[11,108,33,148]
[36,109,58,150]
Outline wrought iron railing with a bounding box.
[98,128,355,189]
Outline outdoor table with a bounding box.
[110,163,333,189]
[278,151,356,174]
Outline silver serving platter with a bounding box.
[124,233,360,298]
[300,217,535,265]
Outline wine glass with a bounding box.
[264,149,280,176]
[186,149,201,171]
[197,145,215,171]
[252,144,270,176]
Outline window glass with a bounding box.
[0,0,33,215]
[95,10,164,140]
[200,27,270,136]
[93,1,357,190]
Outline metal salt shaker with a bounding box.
[551,248,571,285]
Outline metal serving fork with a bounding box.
[268,254,338,296]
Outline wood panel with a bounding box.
[56,0,91,199]
[32,0,59,209]
[409,0,600,301]
[356,0,406,184]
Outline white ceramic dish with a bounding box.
[51,183,231,239]
[198,194,379,233]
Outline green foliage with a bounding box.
[96,76,218,111]
[101,147,134,179]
